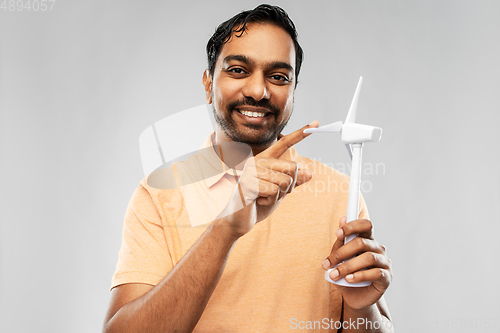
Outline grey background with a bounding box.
[1,0,499,332]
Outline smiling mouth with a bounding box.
[235,107,272,118]
[238,110,268,118]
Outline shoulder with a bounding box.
[144,164,178,190]
[135,167,184,215]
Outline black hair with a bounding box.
[206,4,303,86]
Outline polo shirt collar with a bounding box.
[199,133,242,188]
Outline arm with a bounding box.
[341,296,393,333]
[103,217,238,333]
[104,123,318,333]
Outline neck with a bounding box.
[211,132,265,170]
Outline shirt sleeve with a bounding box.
[359,193,370,220]
[111,183,173,289]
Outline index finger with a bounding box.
[259,120,319,158]
[338,218,374,241]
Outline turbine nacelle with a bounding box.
[342,123,382,144]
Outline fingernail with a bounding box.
[308,120,319,127]
[329,269,339,280]
[322,259,330,269]
[335,228,344,238]
[346,274,354,281]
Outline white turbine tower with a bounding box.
[304,77,382,287]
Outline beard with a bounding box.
[212,97,292,147]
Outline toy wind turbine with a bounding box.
[304,77,382,287]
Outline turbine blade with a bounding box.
[345,144,353,160]
[345,76,363,124]
[303,121,343,133]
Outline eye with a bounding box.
[227,67,247,75]
[269,74,290,84]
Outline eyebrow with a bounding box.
[223,54,294,74]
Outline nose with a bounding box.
[242,72,270,101]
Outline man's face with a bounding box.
[203,23,296,151]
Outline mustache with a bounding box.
[227,97,280,115]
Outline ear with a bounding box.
[202,69,213,104]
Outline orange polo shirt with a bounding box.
[112,134,369,332]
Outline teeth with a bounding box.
[239,110,266,118]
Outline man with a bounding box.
[104,4,392,332]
